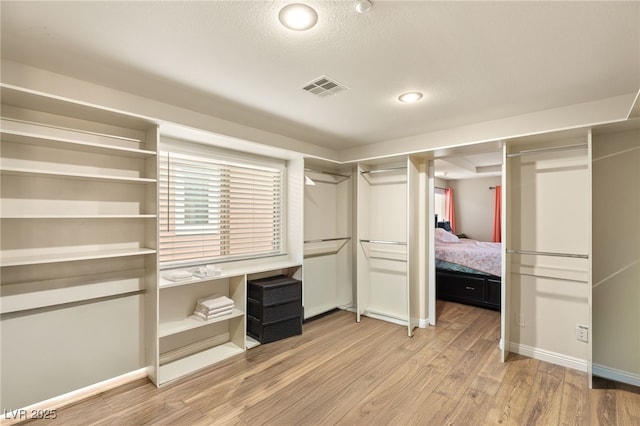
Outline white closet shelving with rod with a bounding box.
[356,160,418,335]
[303,166,353,319]
[504,131,591,368]
[0,84,159,410]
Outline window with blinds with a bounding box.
[159,150,285,267]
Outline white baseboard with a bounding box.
[418,318,429,328]
[509,342,588,372]
[1,368,148,424]
[593,364,640,387]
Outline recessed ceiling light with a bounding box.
[279,3,318,31]
[355,0,373,13]
[398,92,423,103]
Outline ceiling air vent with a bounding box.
[302,76,347,98]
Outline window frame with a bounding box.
[159,139,287,269]
[435,187,447,222]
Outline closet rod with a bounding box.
[506,143,587,158]
[360,166,406,175]
[304,168,351,180]
[360,239,407,246]
[304,237,351,244]
[507,249,588,259]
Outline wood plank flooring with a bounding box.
[19,301,640,425]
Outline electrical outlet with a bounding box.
[576,325,589,342]
[515,313,525,327]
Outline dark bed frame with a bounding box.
[436,268,501,311]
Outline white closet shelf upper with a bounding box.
[0,128,156,158]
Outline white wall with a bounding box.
[449,176,502,242]
[592,128,640,384]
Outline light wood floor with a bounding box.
[22,301,640,425]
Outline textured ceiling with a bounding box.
[1,1,639,151]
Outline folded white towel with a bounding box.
[194,305,235,317]
[193,265,221,278]
[163,270,193,282]
[192,308,234,321]
[196,295,234,310]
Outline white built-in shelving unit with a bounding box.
[154,263,302,385]
[0,83,305,407]
[0,84,159,409]
[156,272,246,384]
[148,128,305,386]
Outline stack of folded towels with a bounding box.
[192,294,234,321]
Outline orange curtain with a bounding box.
[492,185,502,242]
[444,187,456,234]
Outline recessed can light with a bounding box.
[279,3,318,31]
[355,0,373,13]
[398,92,423,103]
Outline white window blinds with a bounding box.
[159,150,284,267]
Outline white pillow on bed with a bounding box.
[435,228,459,243]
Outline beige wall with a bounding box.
[592,128,640,382]
[449,176,502,242]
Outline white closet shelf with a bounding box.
[1,274,145,314]
[0,167,156,184]
[1,214,157,219]
[0,130,156,158]
[1,84,155,130]
[158,309,244,338]
[0,247,156,267]
[159,333,230,365]
[0,83,160,404]
[157,342,244,385]
[158,260,300,289]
